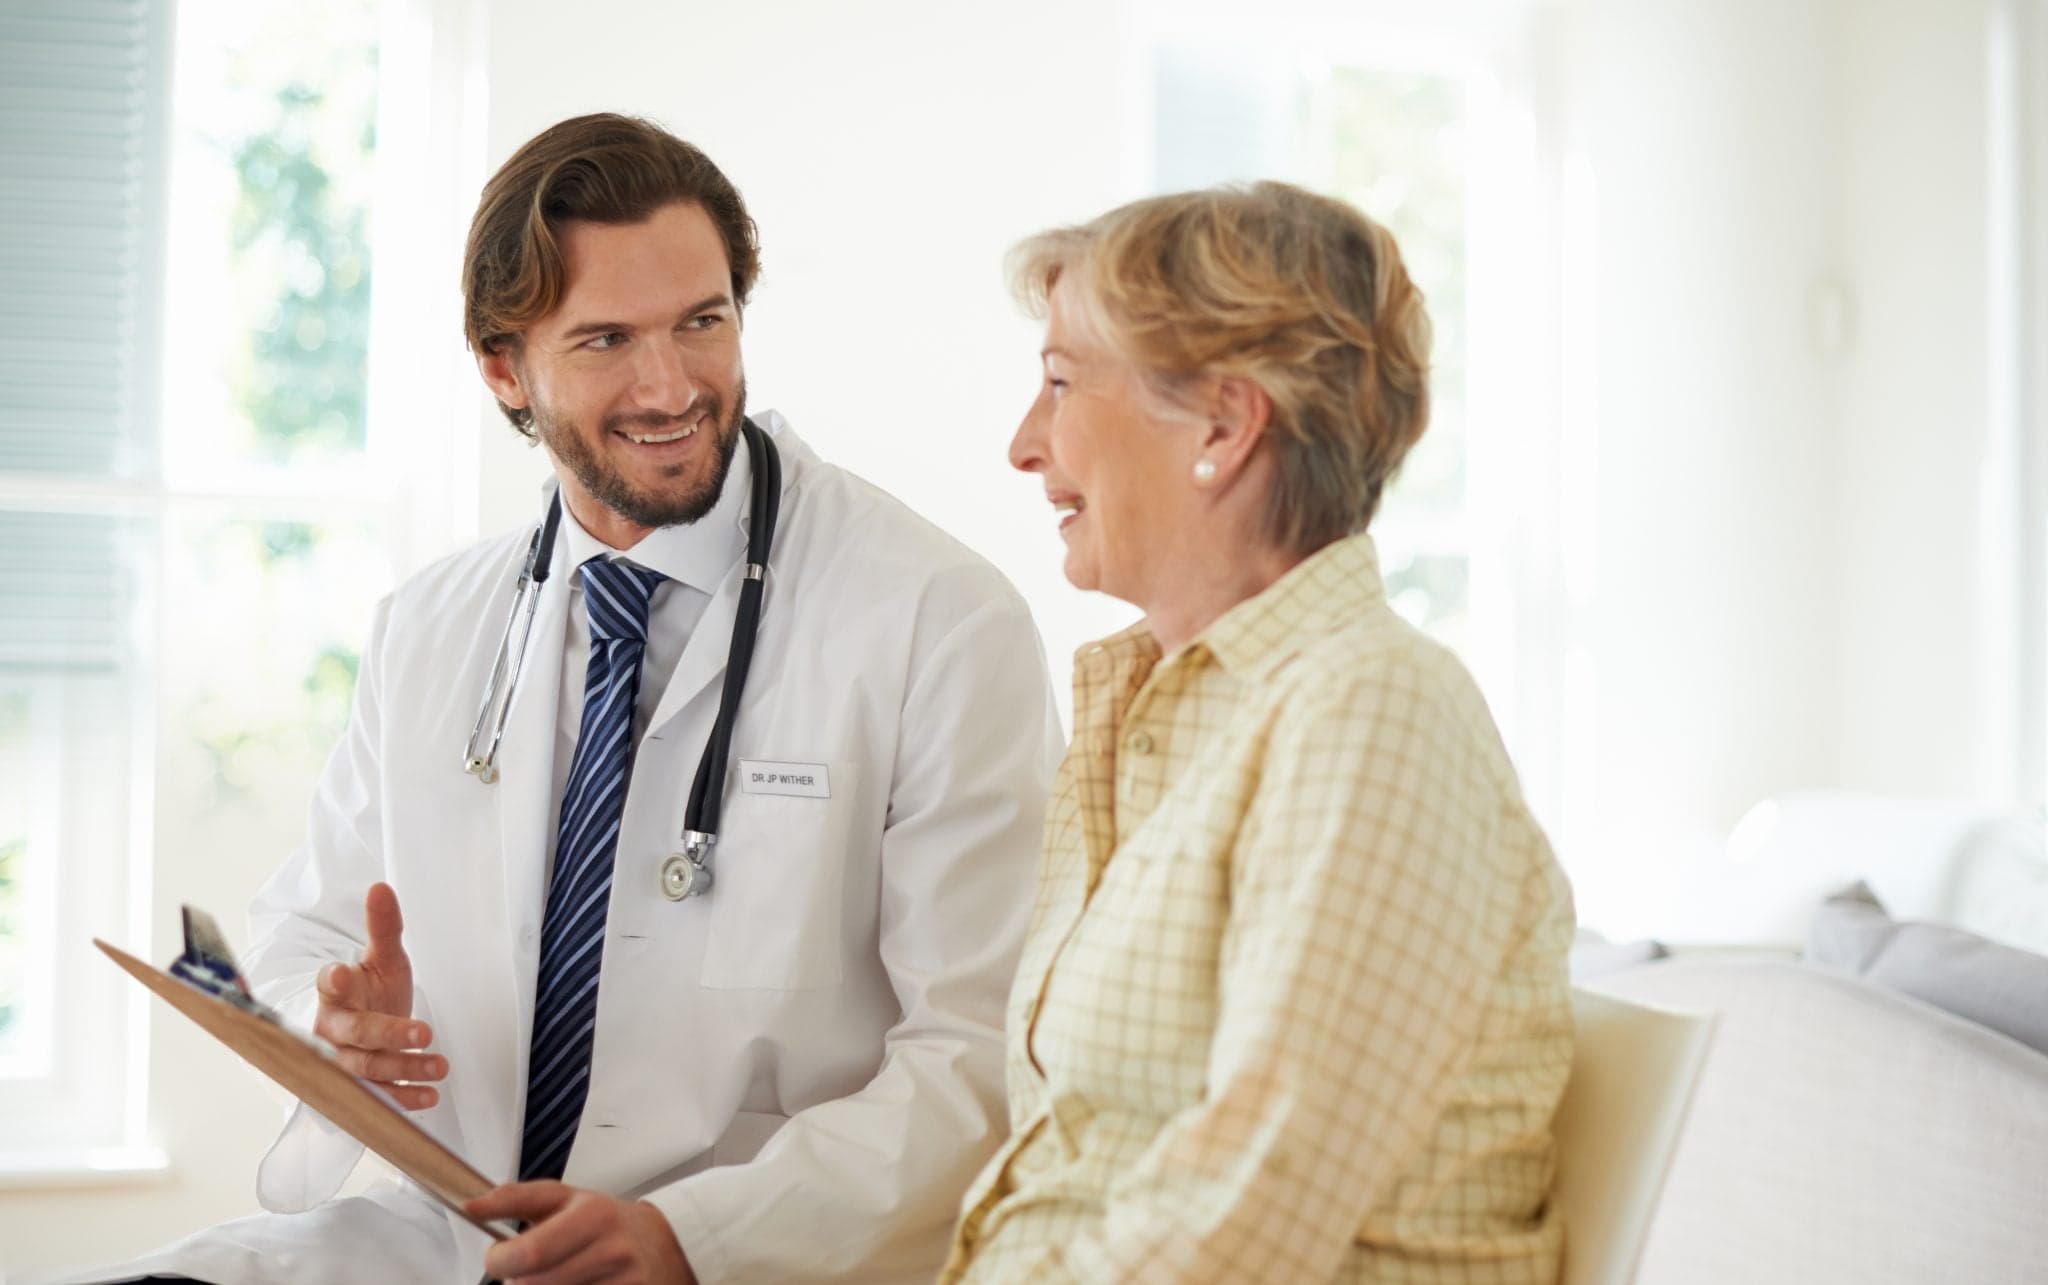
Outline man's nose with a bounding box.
[632,339,700,415]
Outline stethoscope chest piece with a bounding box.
[660,852,713,900]
[661,832,715,900]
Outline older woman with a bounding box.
[940,183,1575,1283]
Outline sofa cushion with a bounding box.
[1808,881,2048,1057]
[1590,957,2048,1284]
[1569,928,1668,980]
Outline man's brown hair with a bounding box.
[462,113,761,434]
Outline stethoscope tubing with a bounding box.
[685,417,780,841]
[464,418,781,884]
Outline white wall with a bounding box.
[1834,0,2006,800]
[1523,0,2036,940]
[473,0,1149,683]
[1545,0,1850,933]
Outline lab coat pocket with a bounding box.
[698,759,855,990]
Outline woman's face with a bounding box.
[1009,277,1201,605]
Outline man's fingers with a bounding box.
[468,1179,575,1224]
[382,1082,439,1111]
[362,881,409,970]
[316,1005,431,1052]
[506,1239,629,1285]
[472,1185,604,1280]
[316,962,360,1007]
[333,1047,448,1084]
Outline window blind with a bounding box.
[0,0,167,670]
[0,0,168,477]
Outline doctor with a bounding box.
[71,113,1060,1284]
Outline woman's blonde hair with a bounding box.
[1010,182,1432,554]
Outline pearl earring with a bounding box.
[1192,458,1218,483]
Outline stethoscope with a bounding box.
[462,417,782,901]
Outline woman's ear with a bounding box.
[1194,375,1272,485]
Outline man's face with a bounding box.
[479,200,746,547]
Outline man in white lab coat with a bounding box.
[67,113,1060,1285]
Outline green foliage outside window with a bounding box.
[220,6,378,467]
[1317,67,1468,531]
[0,687,26,1043]
[230,84,374,459]
[0,834,21,1040]
[175,1,381,793]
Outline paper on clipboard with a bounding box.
[95,907,515,1242]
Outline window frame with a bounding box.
[0,0,485,1180]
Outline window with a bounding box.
[1151,33,1472,646]
[0,0,438,1172]
[1138,5,1561,826]
[0,0,174,1165]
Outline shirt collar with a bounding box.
[1195,531,1387,678]
[556,432,753,593]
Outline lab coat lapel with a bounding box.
[492,530,572,1068]
[642,417,802,742]
[643,564,742,743]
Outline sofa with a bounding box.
[1577,793,2048,1284]
[1589,956,2048,1282]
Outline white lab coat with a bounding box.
[64,414,1061,1285]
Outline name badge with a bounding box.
[739,759,831,798]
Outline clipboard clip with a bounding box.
[168,905,287,1026]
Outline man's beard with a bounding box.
[534,380,748,530]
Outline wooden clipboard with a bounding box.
[94,937,514,1242]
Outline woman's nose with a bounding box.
[1009,388,1051,474]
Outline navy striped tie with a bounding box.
[518,557,665,1182]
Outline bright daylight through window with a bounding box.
[1151,36,1474,655]
[0,0,393,1165]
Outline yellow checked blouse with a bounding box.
[941,533,1575,1283]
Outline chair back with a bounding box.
[1552,987,1716,1285]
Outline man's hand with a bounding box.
[469,1182,693,1285]
[312,881,446,1109]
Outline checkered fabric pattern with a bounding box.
[941,533,1575,1283]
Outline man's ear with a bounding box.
[1196,375,1273,483]
[476,342,531,414]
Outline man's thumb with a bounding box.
[318,961,360,1008]
[363,881,408,964]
